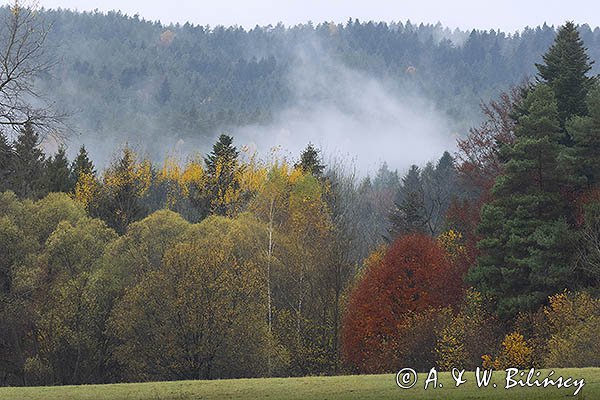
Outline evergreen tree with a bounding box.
[96,147,150,234]
[12,123,46,198]
[70,145,96,184]
[0,132,14,192]
[204,134,242,216]
[470,85,577,318]
[389,165,426,238]
[295,143,325,178]
[568,83,600,187]
[45,146,73,193]
[536,22,595,129]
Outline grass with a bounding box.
[0,368,597,399]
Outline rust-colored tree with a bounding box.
[341,233,464,373]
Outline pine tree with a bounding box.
[12,122,46,198]
[389,165,426,238]
[470,85,576,318]
[0,132,14,192]
[96,147,150,234]
[536,22,595,130]
[568,84,600,188]
[204,134,242,216]
[45,146,72,193]
[70,145,96,185]
[295,143,325,178]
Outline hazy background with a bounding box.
[34,0,600,33]
[9,1,599,174]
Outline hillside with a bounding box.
[19,7,600,166]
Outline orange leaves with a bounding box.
[341,233,464,373]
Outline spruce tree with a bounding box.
[204,134,242,216]
[45,146,73,193]
[389,165,426,237]
[70,145,96,185]
[12,123,46,198]
[536,22,595,129]
[0,132,14,192]
[295,143,325,178]
[470,85,576,318]
[568,84,600,188]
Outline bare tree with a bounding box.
[0,1,66,141]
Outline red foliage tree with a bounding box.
[455,86,521,193]
[341,233,464,373]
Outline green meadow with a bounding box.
[0,368,596,400]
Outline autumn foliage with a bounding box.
[341,233,464,373]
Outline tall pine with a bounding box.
[204,134,242,216]
[568,84,600,188]
[0,132,13,192]
[12,123,46,198]
[536,22,595,130]
[470,85,576,318]
[295,143,325,178]
[45,146,73,193]
[70,145,96,185]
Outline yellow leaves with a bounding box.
[180,159,206,196]
[73,172,98,209]
[483,332,532,370]
[543,290,600,367]
[103,147,152,197]
[437,229,466,259]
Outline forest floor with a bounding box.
[0,368,596,399]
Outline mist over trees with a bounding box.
[6,5,600,164]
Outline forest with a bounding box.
[1,1,600,389]
[6,6,600,164]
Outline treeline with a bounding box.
[342,22,600,373]
[3,20,600,386]
[17,6,600,155]
[2,121,460,384]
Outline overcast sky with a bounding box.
[29,0,600,32]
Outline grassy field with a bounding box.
[0,368,596,399]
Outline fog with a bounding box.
[230,40,457,175]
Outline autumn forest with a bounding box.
[1,2,600,389]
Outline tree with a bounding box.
[536,22,595,129]
[108,214,273,380]
[94,147,151,234]
[11,122,46,198]
[204,134,243,216]
[470,85,577,318]
[0,131,14,192]
[543,291,600,367]
[0,1,66,139]
[341,233,463,373]
[70,145,95,186]
[44,146,72,193]
[33,217,117,384]
[295,143,325,178]
[568,83,600,188]
[389,165,426,237]
[435,289,500,371]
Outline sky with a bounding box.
[31,0,600,32]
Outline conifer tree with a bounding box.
[204,134,242,216]
[12,122,46,198]
[470,85,576,318]
[389,165,426,238]
[536,22,595,129]
[295,143,325,178]
[70,145,96,185]
[568,84,600,188]
[45,146,72,193]
[0,132,14,192]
